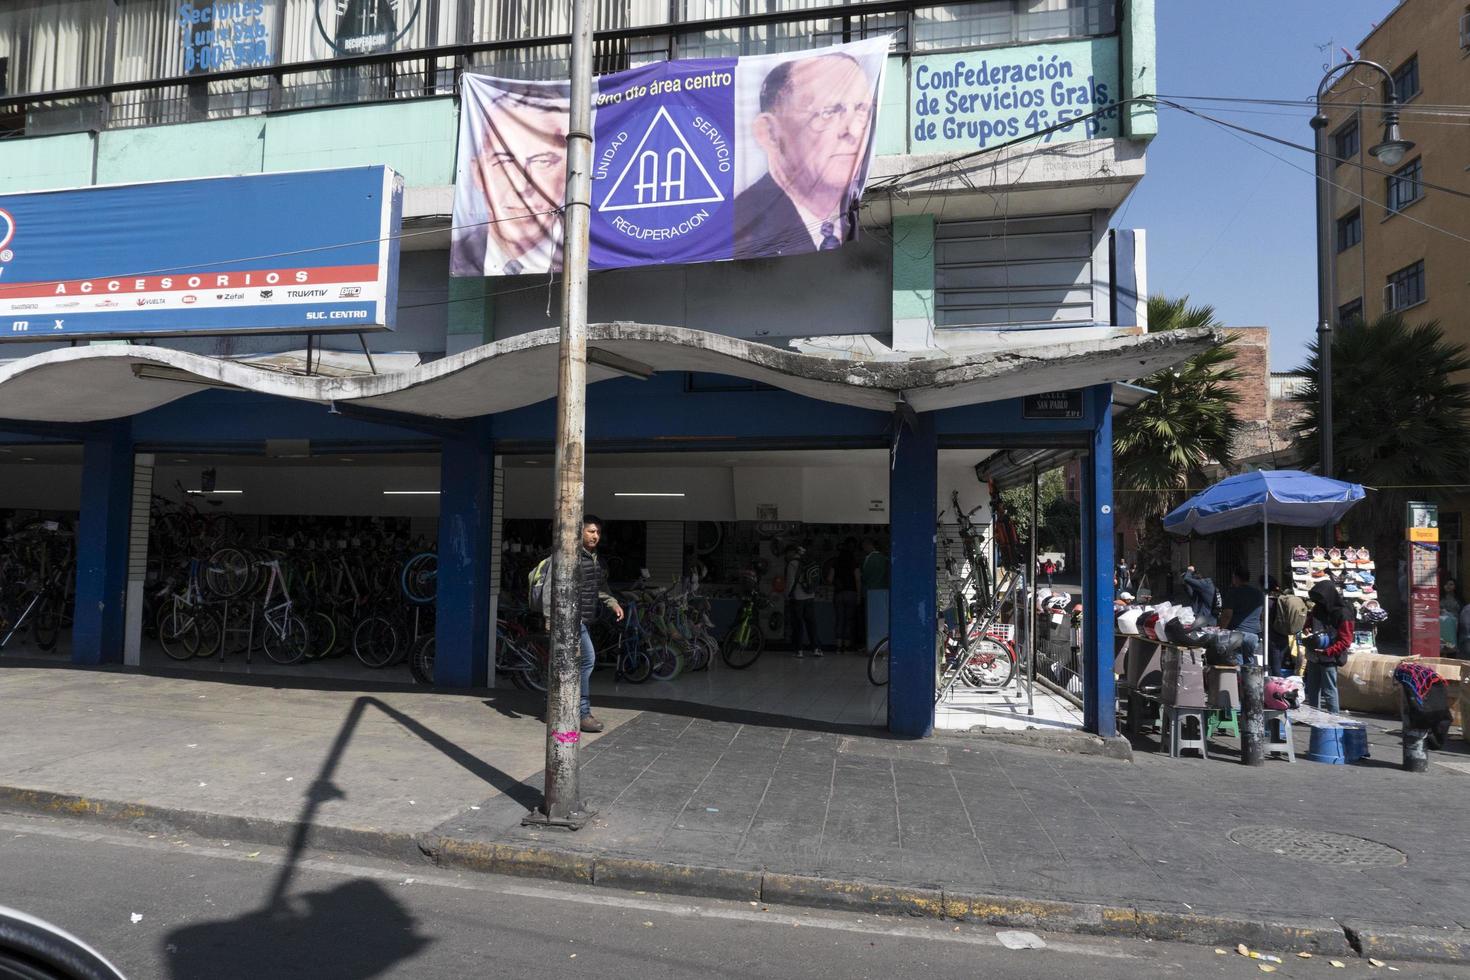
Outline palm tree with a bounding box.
[1294,315,1470,634]
[1114,296,1244,588]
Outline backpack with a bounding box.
[528,557,552,614]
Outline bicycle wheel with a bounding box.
[205,548,251,598]
[400,552,438,605]
[409,634,436,685]
[867,637,890,686]
[650,642,686,681]
[305,610,336,660]
[32,599,59,651]
[352,615,399,668]
[156,604,197,661]
[720,619,764,669]
[192,608,223,660]
[262,614,309,665]
[960,637,1015,689]
[519,634,549,692]
[619,645,653,684]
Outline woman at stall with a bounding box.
[1304,580,1354,713]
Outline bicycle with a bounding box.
[155,559,222,661]
[254,559,310,665]
[721,586,768,669]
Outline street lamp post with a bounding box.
[1310,60,1414,488]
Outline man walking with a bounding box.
[575,515,622,733]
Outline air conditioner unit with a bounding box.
[1383,282,1398,312]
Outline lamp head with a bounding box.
[1370,117,1413,168]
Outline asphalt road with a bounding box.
[0,809,1461,980]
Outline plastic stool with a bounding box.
[1263,710,1295,762]
[1162,705,1209,759]
[1208,691,1240,739]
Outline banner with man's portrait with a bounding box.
[451,37,889,277]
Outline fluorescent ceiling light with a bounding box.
[614,492,685,497]
[186,489,243,494]
[383,490,440,495]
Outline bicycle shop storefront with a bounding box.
[0,343,1162,739]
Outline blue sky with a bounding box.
[1115,0,1395,371]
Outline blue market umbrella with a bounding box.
[1164,470,1366,641]
[1164,470,1366,536]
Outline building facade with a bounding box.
[0,0,1186,738]
[1325,0,1465,330]
[1323,0,1467,586]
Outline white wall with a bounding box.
[0,455,997,525]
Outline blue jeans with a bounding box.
[1305,661,1339,713]
[579,622,596,717]
[1237,630,1260,667]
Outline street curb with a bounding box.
[594,856,762,902]
[0,786,427,866]
[1343,921,1470,965]
[0,786,1428,963]
[761,872,945,917]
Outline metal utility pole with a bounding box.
[1310,59,1413,540]
[527,0,595,830]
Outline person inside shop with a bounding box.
[1116,559,1132,595]
[1304,579,1354,713]
[575,515,623,733]
[1443,577,1463,619]
[1181,565,1219,626]
[1268,579,1308,677]
[859,536,888,649]
[785,544,822,658]
[828,538,861,653]
[1218,567,1265,666]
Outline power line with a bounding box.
[1148,99,1470,250]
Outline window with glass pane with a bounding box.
[913,0,1116,51]
[1386,260,1426,311]
[0,1,107,97]
[1337,298,1363,326]
[1386,157,1423,213]
[1331,120,1358,161]
[678,18,834,59]
[1385,55,1420,102]
[1335,210,1361,252]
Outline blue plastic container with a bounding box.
[1341,723,1370,763]
[1305,725,1347,764]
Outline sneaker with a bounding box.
[579,714,605,733]
[811,648,824,658]
[795,650,805,659]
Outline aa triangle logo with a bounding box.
[599,106,726,213]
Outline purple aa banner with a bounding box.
[450,37,889,277]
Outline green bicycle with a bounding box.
[721,588,768,669]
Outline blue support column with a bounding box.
[435,423,493,687]
[888,411,937,737]
[1081,385,1116,735]
[72,421,133,666]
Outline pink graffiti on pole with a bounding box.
[553,730,581,745]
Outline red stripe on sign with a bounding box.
[0,265,380,299]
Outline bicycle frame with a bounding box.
[257,560,295,639]
[0,567,61,650]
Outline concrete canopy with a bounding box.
[0,324,1216,424]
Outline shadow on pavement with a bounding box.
[160,694,529,978]
[164,878,429,980]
